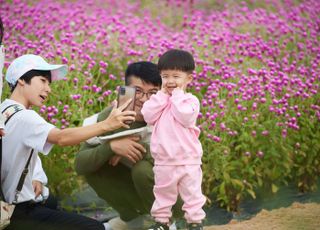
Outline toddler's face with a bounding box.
[160,69,192,95]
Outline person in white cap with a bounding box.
[0,54,136,230]
[0,17,57,226]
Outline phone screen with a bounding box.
[117,86,136,112]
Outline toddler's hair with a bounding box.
[158,49,195,74]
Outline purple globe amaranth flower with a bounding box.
[83,85,90,90]
[260,98,267,103]
[71,94,81,100]
[99,61,108,68]
[213,136,221,142]
[109,74,117,80]
[100,67,106,74]
[39,108,46,114]
[62,57,68,64]
[202,100,208,107]
[256,151,264,158]
[73,77,79,84]
[282,129,287,138]
[220,123,226,130]
[70,64,75,71]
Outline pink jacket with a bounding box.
[141,89,203,165]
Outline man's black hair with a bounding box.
[125,61,161,87]
[158,49,195,73]
[10,69,51,92]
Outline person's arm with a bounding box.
[141,91,169,125]
[75,141,114,175]
[75,136,146,174]
[48,100,136,146]
[170,89,200,127]
[75,108,146,175]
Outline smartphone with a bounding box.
[117,86,136,112]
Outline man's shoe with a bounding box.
[148,222,169,230]
[187,223,203,230]
[169,221,177,230]
[103,222,113,230]
[108,217,128,230]
[107,215,157,230]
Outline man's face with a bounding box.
[128,76,160,122]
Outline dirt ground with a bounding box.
[204,202,320,230]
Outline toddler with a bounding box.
[142,49,206,230]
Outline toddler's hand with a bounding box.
[161,86,168,94]
[176,86,186,92]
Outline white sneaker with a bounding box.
[169,221,177,230]
[103,222,112,230]
[107,216,146,230]
[106,215,176,230]
[108,217,128,230]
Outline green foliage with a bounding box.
[289,111,320,192]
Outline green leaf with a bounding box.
[223,172,231,181]
[271,184,279,193]
[247,189,256,199]
[231,179,244,189]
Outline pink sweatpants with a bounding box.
[151,165,206,224]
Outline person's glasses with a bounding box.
[135,88,157,99]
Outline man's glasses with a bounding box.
[135,88,157,99]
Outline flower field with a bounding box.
[1,0,319,211]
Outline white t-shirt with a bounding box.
[0,99,55,203]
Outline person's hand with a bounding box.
[176,85,186,92]
[0,129,4,136]
[103,99,136,130]
[32,180,43,198]
[109,136,146,163]
[109,155,122,166]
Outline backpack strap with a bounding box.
[1,104,33,203]
[1,104,24,125]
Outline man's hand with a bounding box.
[109,136,146,163]
[109,155,122,166]
[0,129,4,136]
[32,180,43,198]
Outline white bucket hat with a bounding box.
[5,54,68,88]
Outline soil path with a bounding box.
[204,202,320,230]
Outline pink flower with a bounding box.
[256,151,264,158]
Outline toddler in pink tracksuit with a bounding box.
[142,49,206,230]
